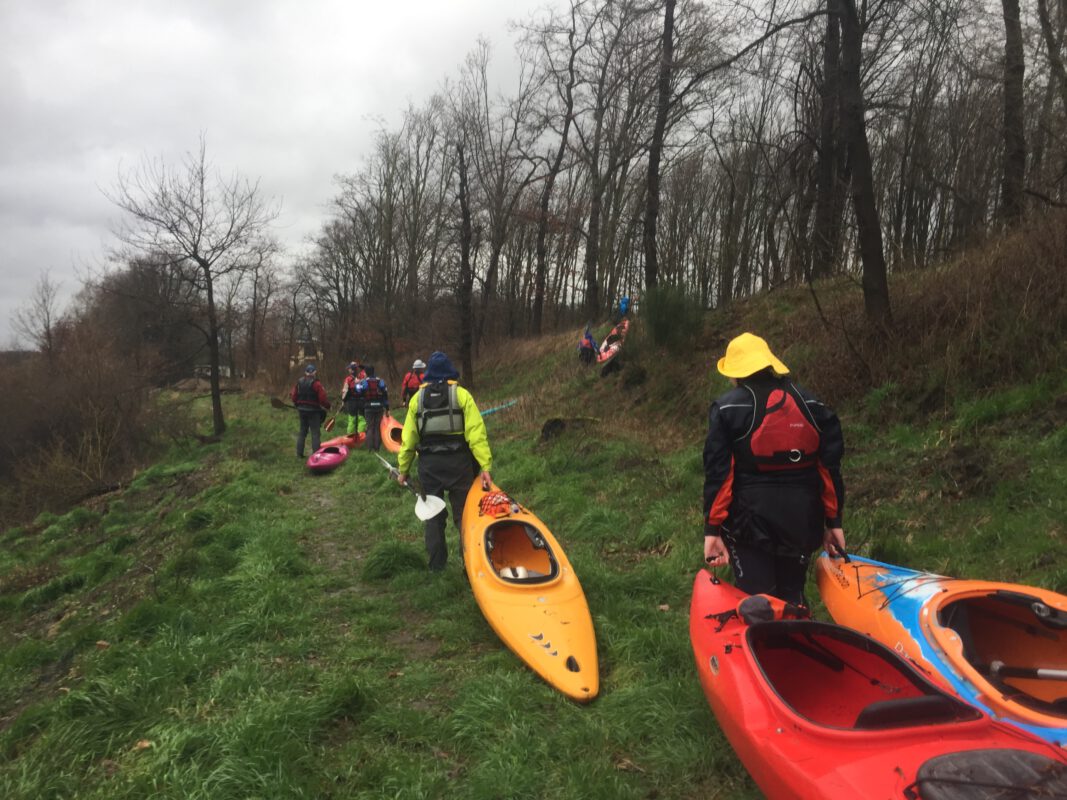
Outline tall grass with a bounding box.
[4,228,1067,797]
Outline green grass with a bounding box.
[2,355,1066,798]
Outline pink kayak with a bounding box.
[306,444,349,473]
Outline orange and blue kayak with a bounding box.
[690,570,1067,798]
[460,481,598,702]
[816,553,1067,748]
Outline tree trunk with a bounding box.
[838,0,891,327]
[533,5,580,336]
[643,0,676,290]
[201,261,227,436]
[999,0,1026,224]
[584,185,602,317]
[456,142,475,388]
[1037,0,1067,120]
[812,3,841,280]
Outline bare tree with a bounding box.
[521,0,589,334]
[838,0,891,327]
[643,0,677,290]
[108,136,279,435]
[1037,0,1067,119]
[455,138,476,387]
[13,271,63,359]
[999,0,1027,223]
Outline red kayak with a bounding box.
[306,444,349,473]
[380,413,403,454]
[596,318,629,365]
[321,432,364,450]
[689,571,1067,800]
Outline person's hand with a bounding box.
[480,470,492,491]
[824,527,846,558]
[704,534,729,567]
[397,473,408,486]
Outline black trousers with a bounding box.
[364,406,384,451]
[417,449,476,571]
[723,537,810,607]
[296,408,323,457]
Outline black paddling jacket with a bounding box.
[702,373,845,556]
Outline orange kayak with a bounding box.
[380,413,403,453]
[460,481,598,702]
[816,553,1067,747]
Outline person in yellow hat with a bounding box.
[702,333,846,606]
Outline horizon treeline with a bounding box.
[5,0,1066,517]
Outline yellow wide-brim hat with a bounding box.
[716,332,789,378]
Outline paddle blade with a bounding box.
[270,397,290,410]
[415,494,446,521]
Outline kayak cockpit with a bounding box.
[747,621,980,730]
[938,591,1067,716]
[484,521,560,584]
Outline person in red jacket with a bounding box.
[702,333,846,606]
[400,359,426,406]
[291,364,330,458]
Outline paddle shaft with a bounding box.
[373,453,426,501]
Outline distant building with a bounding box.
[194,364,233,379]
[289,340,323,368]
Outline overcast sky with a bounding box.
[1,0,548,347]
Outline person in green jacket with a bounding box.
[396,351,492,572]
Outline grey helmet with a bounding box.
[412,359,426,370]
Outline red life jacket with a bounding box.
[736,382,821,472]
[363,377,383,401]
[402,371,423,392]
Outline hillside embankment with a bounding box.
[1,213,1065,798]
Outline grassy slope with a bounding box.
[2,275,1066,797]
[0,387,748,799]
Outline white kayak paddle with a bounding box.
[374,453,447,521]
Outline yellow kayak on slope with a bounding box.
[461,481,599,702]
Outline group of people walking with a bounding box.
[292,332,846,608]
[292,360,410,457]
[291,351,493,575]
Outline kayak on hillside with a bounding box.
[461,480,598,702]
[306,444,349,473]
[689,570,1067,799]
[596,318,629,370]
[816,552,1067,747]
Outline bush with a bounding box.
[639,285,705,353]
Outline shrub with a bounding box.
[639,285,705,353]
